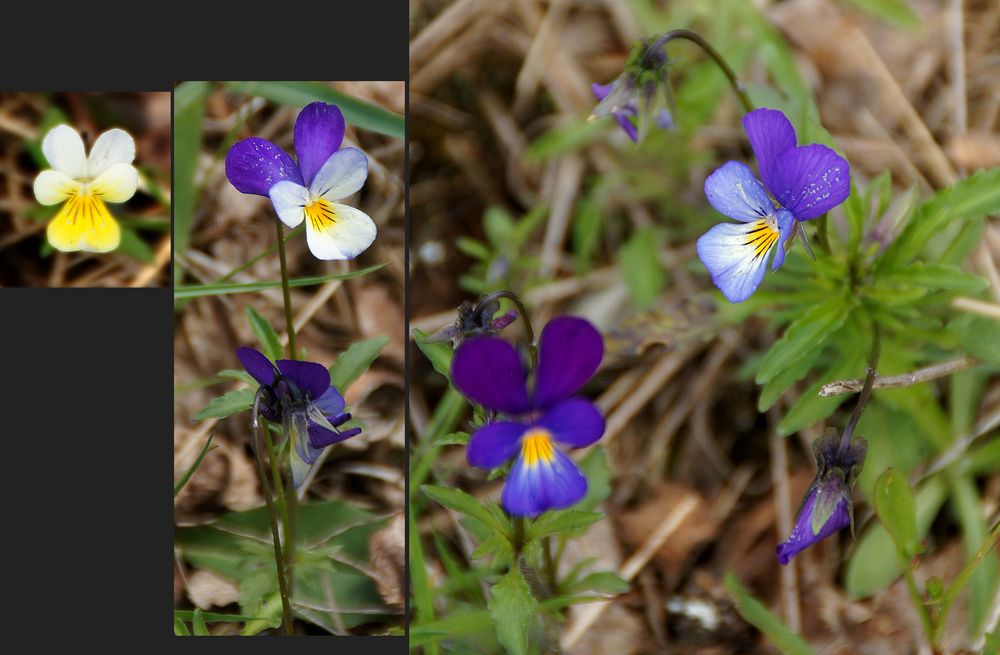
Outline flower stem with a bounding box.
[542,536,557,593]
[251,421,294,634]
[933,520,1000,645]
[644,29,753,114]
[274,219,298,360]
[512,516,526,556]
[487,290,537,369]
[840,326,882,456]
[264,427,295,606]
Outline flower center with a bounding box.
[304,197,337,231]
[743,217,779,261]
[521,428,555,468]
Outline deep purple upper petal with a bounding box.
[743,108,797,193]
[704,161,774,223]
[776,485,852,565]
[237,346,277,387]
[294,102,346,187]
[313,386,346,417]
[533,316,603,409]
[275,359,331,402]
[451,337,531,414]
[768,144,851,220]
[225,137,303,196]
[466,421,526,469]
[536,398,605,448]
[502,447,588,517]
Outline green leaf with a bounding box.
[174,618,191,636]
[566,571,630,595]
[174,264,384,299]
[490,567,538,655]
[757,298,849,385]
[572,188,603,274]
[421,485,510,540]
[191,608,210,636]
[483,206,514,247]
[951,314,1000,366]
[430,431,470,447]
[245,307,283,361]
[173,81,208,285]
[224,81,404,139]
[412,328,455,380]
[725,573,816,655]
[839,0,921,30]
[117,226,155,264]
[950,474,999,634]
[329,336,390,390]
[193,389,255,421]
[778,349,864,436]
[845,476,948,598]
[885,263,988,294]
[576,447,612,510]
[174,433,216,497]
[619,227,666,310]
[873,468,919,561]
[758,341,825,411]
[173,609,263,623]
[526,510,602,543]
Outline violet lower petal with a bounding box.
[293,102,346,187]
[308,422,360,449]
[451,337,531,414]
[769,144,851,220]
[466,421,526,468]
[533,316,604,409]
[276,359,332,402]
[225,137,303,196]
[537,398,605,448]
[502,446,588,517]
[237,346,277,387]
[776,484,852,565]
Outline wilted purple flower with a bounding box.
[591,40,675,143]
[450,316,605,516]
[777,427,867,565]
[238,347,361,488]
[427,297,517,347]
[697,108,850,302]
[225,102,376,261]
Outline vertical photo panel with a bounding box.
[172,82,405,636]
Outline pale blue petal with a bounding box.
[704,161,774,223]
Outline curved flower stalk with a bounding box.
[697,108,851,302]
[238,346,360,488]
[226,101,377,261]
[590,39,675,143]
[450,316,605,516]
[33,124,139,253]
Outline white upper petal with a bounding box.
[41,124,87,180]
[268,180,310,228]
[33,170,82,205]
[88,128,136,179]
[90,163,139,203]
[305,203,377,261]
[309,147,368,201]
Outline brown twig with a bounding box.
[819,357,979,397]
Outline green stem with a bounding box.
[900,563,936,648]
[275,219,298,360]
[934,520,1000,644]
[264,427,294,604]
[251,422,293,634]
[644,29,753,114]
[487,290,536,370]
[512,517,526,557]
[542,536,557,593]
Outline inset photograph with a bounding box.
[0,92,171,287]
[172,81,405,636]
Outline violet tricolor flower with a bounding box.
[591,40,675,143]
[238,347,361,488]
[226,102,376,261]
[777,428,867,565]
[697,108,850,302]
[451,316,605,516]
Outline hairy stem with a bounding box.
[251,421,293,634]
[275,219,298,360]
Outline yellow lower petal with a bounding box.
[47,195,121,253]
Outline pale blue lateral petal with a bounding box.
[696,219,779,303]
[704,161,774,223]
[310,147,369,202]
[268,180,309,228]
[770,209,796,271]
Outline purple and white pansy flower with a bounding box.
[225,101,377,261]
[697,108,851,302]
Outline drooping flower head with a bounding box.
[450,316,605,516]
[225,102,377,261]
[33,125,139,253]
[697,108,851,302]
[238,347,361,488]
[777,427,868,565]
[591,39,676,143]
[427,295,517,347]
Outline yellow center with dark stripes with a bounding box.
[57,193,114,226]
[304,198,337,232]
[743,218,779,260]
[47,189,120,253]
[521,428,556,468]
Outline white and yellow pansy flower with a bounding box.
[33,124,138,253]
